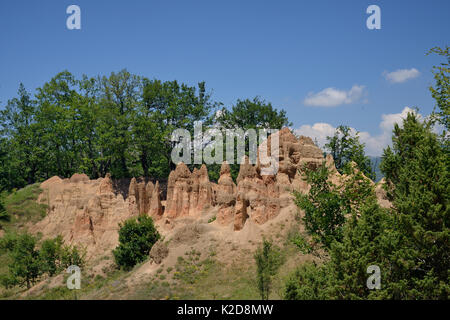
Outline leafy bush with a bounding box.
[293,163,347,250]
[325,125,375,180]
[60,244,86,270]
[0,232,86,289]
[0,232,19,252]
[284,262,332,300]
[254,239,283,300]
[113,215,160,270]
[0,200,10,223]
[39,236,63,276]
[5,233,42,289]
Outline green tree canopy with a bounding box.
[287,112,449,300]
[325,125,375,180]
[380,112,449,298]
[428,46,449,134]
[293,163,346,250]
[0,232,86,289]
[0,71,229,190]
[4,233,42,289]
[217,96,292,130]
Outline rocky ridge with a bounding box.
[32,128,380,259]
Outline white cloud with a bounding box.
[294,123,337,148]
[303,85,366,107]
[384,68,420,83]
[294,107,417,156]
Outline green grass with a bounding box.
[1,183,47,232]
[173,249,215,285]
[128,248,262,300]
[81,234,303,300]
[0,183,48,299]
[208,216,216,223]
[24,267,128,300]
[167,243,303,300]
[181,259,259,300]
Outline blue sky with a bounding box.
[1,0,449,155]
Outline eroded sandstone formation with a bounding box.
[215,162,236,226]
[228,128,332,230]
[162,128,338,230]
[33,174,129,258]
[165,163,213,219]
[149,181,163,218]
[33,173,164,258]
[33,127,386,259]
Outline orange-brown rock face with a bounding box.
[127,177,139,215]
[97,173,114,194]
[196,165,213,212]
[149,181,163,218]
[216,162,237,226]
[69,173,90,183]
[145,181,154,213]
[32,173,131,259]
[32,173,168,259]
[165,163,194,218]
[233,194,249,231]
[137,181,148,215]
[126,178,157,215]
[217,162,236,194]
[273,128,324,181]
[165,163,214,219]
[227,128,328,230]
[233,157,280,230]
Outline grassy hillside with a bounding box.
[0,184,48,298]
[0,184,308,300]
[24,242,304,300]
[0,184,47,232]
